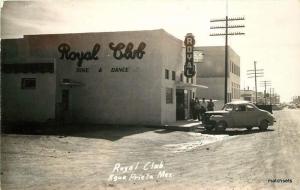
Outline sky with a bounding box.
[1,0,300,102]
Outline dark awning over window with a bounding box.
[2,63,54,73]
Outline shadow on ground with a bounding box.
[1,122,159,141]
[199,128,274,136]
[154,129,175,134]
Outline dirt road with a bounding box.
[1,109,300,190]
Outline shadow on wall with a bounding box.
[1,122,158,141]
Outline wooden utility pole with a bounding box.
[210,17,245,104]
[247,61,264,103]
[260,80,272,105]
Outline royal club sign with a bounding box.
[184,33,196,78]
[57,42,146,67]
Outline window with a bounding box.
[172,71,175,80]
[246,104,255,111]
[235,105,246,112]
[166,88,173,104]
[233,64,236,75]
[21,78,36,89]
[223,104,233,111]
[191,77,194,84]
[186,77,189,83]
[180,73,183,82]
[165,69,169,79]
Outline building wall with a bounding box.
[2,73,56,122]
[196,77,225,110]
[2,29,183,125]
[228,47,241,100]
[196,46,240,107]
[160,32,183,123]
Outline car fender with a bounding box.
[256,116,267,126]
[210,115,231,127]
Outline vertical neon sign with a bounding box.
[184,33,196,78]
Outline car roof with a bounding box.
[226,100,253,105]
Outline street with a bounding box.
[1,109,300,190]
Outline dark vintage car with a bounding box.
[203,101,276,131]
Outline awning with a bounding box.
[60,79,84,87]
[2,63,54,73]
[176,81,208,89]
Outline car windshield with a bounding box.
[222,104,234,111]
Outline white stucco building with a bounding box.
[195,46,241,109]
[2,29,204,125]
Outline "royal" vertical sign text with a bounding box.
[184,33,196,78]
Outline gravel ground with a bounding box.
[1,109,300,190]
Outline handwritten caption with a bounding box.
[108,161,173,182]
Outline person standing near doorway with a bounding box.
[200,98,207,121]
[190,98,195,119]
[194,98,201,121]
[207,99,215,111]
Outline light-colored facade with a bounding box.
[195,46,240,109]
[2,29,198,125]
[240,89,256,102]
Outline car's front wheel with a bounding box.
[215,121,227,131]
[259,120,268,131]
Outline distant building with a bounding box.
[292,96,299,104]
[240,89,256,102]
[272,94,281,104]
[240,89,281,105]
[195,46,240,109]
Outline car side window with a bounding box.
[246,105,255,111]
[223,104,233,111]
[235,105,246,112]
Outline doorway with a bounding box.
[60,89,70,123]
[176,89,185,120]
[62,89,69,111]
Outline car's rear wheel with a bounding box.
[216,121,227,131]
[204,126,214,131]
[259,120,268,131]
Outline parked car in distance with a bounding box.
[272,104,283,111]
[288,104,297,109]
[203,101,276,131]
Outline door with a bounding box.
[62,89,69,111]
[61,89,70,122]
[245,104,259,126]
[232,104,249,127]
[176,89,185,120]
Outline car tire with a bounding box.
[205,126,214,131]
[216,121,227,131]
[259,120,268,131]
[246,127,253,131]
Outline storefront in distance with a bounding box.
[2,29,205,126]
